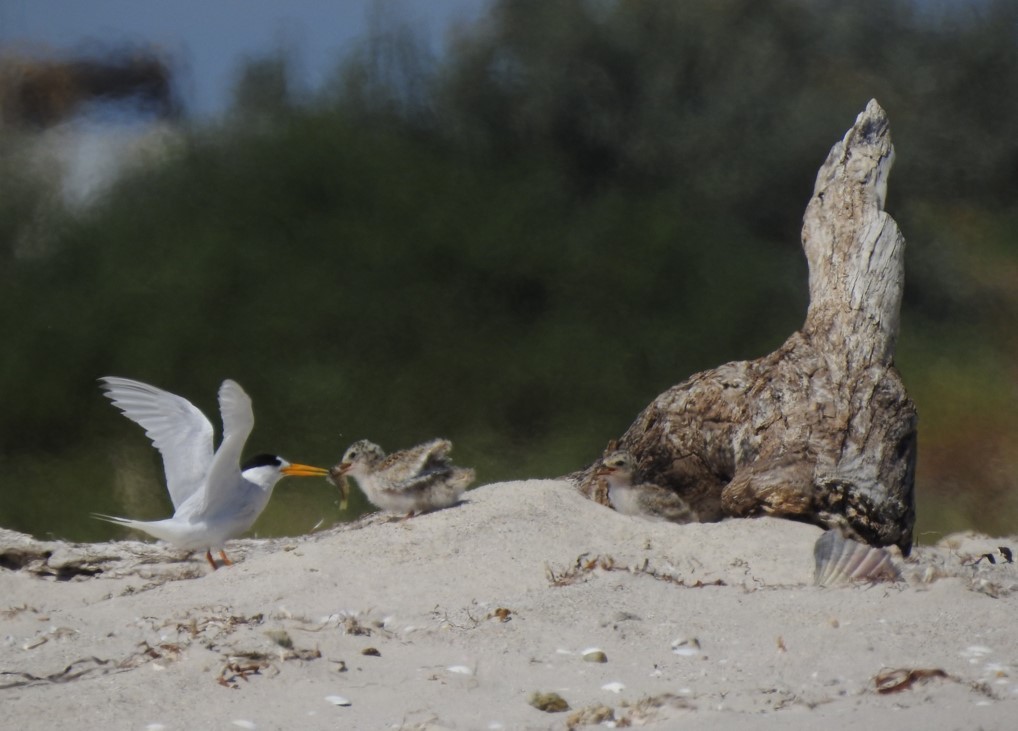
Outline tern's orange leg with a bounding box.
[205,550,219,571]
[219,550,234,566]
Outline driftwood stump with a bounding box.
[575,100,917,555]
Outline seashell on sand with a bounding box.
[814,530,900,587]
[529,692,570,713]
[670,637,702,657]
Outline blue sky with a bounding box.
[0,0,491,116]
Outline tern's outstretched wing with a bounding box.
[196,379,255,518]
[100,377,215,510]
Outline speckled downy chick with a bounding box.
[329,438,474,517]
[596,450,697,523]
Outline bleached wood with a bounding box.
[576,100,917,554]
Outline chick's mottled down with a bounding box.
[596,450,697,524]
[329,438,474,516]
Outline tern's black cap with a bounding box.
[241,453,283,471]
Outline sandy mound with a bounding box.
[2,479,1017,729]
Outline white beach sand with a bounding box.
[2,479,1017,730]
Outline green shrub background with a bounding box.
[2,0,1016,543]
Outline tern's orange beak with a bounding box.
[281,463,330,478]
[595,465,615,477]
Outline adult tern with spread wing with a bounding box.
[94,376,328,570]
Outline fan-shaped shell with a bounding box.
[814,530,900,586]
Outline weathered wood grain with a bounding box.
[575,100,916,554]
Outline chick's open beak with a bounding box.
[595,466,615,477]
[281,463,330,477]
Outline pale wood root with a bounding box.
[576,100,916,555]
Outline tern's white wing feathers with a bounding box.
[100,376,214,510]
[196,379,255,519]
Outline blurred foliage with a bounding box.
[1,0,1016,543]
